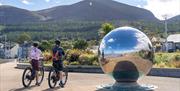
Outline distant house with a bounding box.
[6,44,19,58]
[0,42,19,58]
[18,42,31,61]
[151,37,165,52]
[166,34,180,52]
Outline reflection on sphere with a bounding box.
[99,27,154,82]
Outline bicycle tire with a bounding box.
[22,67,32,87]
[37,67,44,85]
[62,66,68,85]
[48,68,57,88]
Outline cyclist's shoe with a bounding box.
[51,76,57,83]
[35,82,40,86]
[59,81,64,88]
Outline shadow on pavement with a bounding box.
[96,88,155,91]
[96,88,109,91]
[42,87,61,91]
[9,85,36,91]
[95,85,155,91]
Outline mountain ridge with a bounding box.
[0,5,46,24]
[0,0,162,24]
[37,0,158,21]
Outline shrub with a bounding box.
[66,49,82,62]
[73,39,88,50]
[154,52,180,68]
[39,40,53,51]
[79,54,93,65]
[79,53,98,65]
[175,54,180,61]
[65,49,99,66]
[70,61,80,65]
[42,50,52,62]
[42,49,99,66]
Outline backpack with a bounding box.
[52,50,61,61]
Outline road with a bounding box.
[0,61,180,91]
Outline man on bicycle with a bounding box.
[29,42,43,86]
[52,40,65,87]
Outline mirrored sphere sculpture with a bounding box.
[99,27,154,82]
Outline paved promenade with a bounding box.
[0,61,180,91]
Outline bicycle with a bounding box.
[22,58,44,87]
[48,62,68,88]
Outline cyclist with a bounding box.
[52,40,65,87]
[29,42,43,86]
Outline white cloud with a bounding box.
[108,38,114,43]
[21,0,33,5]
[45,0,50,2]
[0,2,2,6]
[55,1,60,3]
[144,0,180,20]
[137,5,142,8]
[89,2,92,6]
[134,31,151,51]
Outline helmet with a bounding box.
[55,39,61,45]
[33,42,39,47]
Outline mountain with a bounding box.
[0,0,160,24]
[38,0,158,21]
[0,5,45,24]
[168,15,180,22]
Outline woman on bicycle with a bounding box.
[52,40,65,88]
[29,42,43,86]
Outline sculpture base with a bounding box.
[97,82,157,91]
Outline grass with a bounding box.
[153,52,180,68]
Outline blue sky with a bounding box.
[0,0,180,20]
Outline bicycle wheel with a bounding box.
[22,67,32,87]
[37,67,44,85]
[61,66,68,85]
[48,68,58,88]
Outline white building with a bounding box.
[166,34,180,52]
[5,44,19,58]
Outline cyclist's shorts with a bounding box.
[31,59,39,71]
[53,60,63,71]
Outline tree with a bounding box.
[0,25,5,32]
[17,32,31,44]
[39,40,52,51]
[73,39,88,50]
[99,23,114,37]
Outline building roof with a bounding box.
[167,34,180,43]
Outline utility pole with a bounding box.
[164,17,168,39]
[162,14,168,52]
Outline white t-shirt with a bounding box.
[29,47,42,60]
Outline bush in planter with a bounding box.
[73,39,88,50]
[154,53,180,68]
[69,61,80,65]
[66,49,82,62]
[175,54,180,61]
[79,54,93,65]
[79,53,98,65]
[154,53,171,64]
